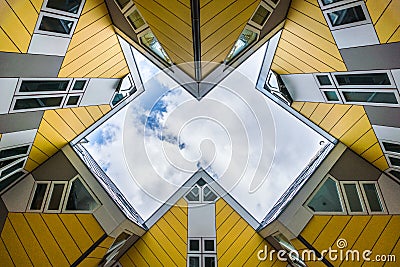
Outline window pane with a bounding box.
[388,156,400,167]
[30,183,48,210]
[47,183,65,210]
[73,80,86,90]
[39,16,74,34]
[389,170,400,179]
[0,161,24,178]
[382,142,400,154]
[14,97,64,110]
[342,91,398,104]
[46,0,82,14]
[316,75,331,85]
[128,10,146,30]
[0,158,16,168]
[66,96,80,106]
[189,239,200,251]
[307,177,343,212]
[0,171,24,192]
[188,256,200,267]
[251,5,270,26]
[0,145,29,159]
[203,186,217,201]
[226,29,258,62]
[20,81,69,93]
[324,91,339,101]
[204,240,215,251]
[362,184,383,212]
[204,257,216,267]
[321,0,346,5]
[66,178,98,211]
[335,73,390,86]
[328,5,366,27]
[185,186,200,201]
[140,32,171,64]
[116,0,130,9]
[343,184,363,212]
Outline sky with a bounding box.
[84,43,326,221]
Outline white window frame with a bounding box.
[202,254,218,267]
[318,0,359,10]
[188,237,202,253]
[34,12,78,38]
[339,181,367,215]
[0,157,27,182]
[332,70,396,89]
[44,181,68,213]
[321,89,343,103]
[69,78,89,93]
[63,93,83,108]
[124,5,148,33]
[359,181,387,214]
[11,94,67,113]
[248,1,274,30]
[323,1,371,30]
[314,73,336,88]
[0,143,32,162]
[386,168,400,183]
[184,184,202,203]
[41,0,86,18]
[385,153,400,169]
[338,88,400,107]
[265,0,280,8]
[15,78,73,96]
[304,175,347,215]
[187,254,202,267]
[27,181,51,212]
[378,139,400,157]
[203,238,216,253]
[114,0,134,13]
[62,175,101,213]
[202,185,219,203]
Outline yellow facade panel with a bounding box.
[215,198,227,216]
[175,198,188,211]
[59,214,94,253]
[228,231,263,266]
[24,158,39,172]
[200,0,238,27]
[29,146,49,164]
[43,110,77,140]
[143,232,177,266]
[244,241,275,267]
[365,0,391,23]
[169,206,188,230]
[330,216,370,251]
[76,258,101,267]
[76,214,105,242]
[388,25,400,43]
[361,142,385,163]
[0,0,31,52]
[300,102,319,118]
[312,216,351,252]
[112,66,130,79]
[370,216,400,262]
[0,27,19,52]
[150,225,186,265]
[309,103,334,125]
[318,104,351,132]
[150,27,193,61]
[100,59,128,78]
[81,0,103,15]
[8,213,51,266]
[154,0,191,25]
[385,238,400,267]
[349,129,378,155]
[86,51,125,78]
[1,219,32,266]
[156,217,187,251]
[218,224,252,265]
[41,214,82,264]
[74,2,109,32]
[29,0,44,12]
[125,246,149,266]
[374,0,400,43]
[216,201,234,229]
[55,108,86,135]
[329,105,365,139]
[23,213,70,266]
[339,115,371,147]
[71,107,95,127]
[290,0,326,24]
[271,63,289,75]
[275,47,318,73]
[32,132,59,157]
[85,106,104,121]
[36,119,68,149]
[217,210,241,242]
[119,253,137,267]
[272,55,303,74]
[291,101,305,112]
[132,239,163,266]
[300,216,332,244]
[0,238,14,267]
[98,104,112,115]
[5,0,38,35]
[372,155,389,171]
[217,218,247,257]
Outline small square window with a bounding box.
[72,80,86,91]
[203,256,216,267]
[66,95,80,106]
[316,75,331,86]
[204,239,215,252]
[188,256,200,267]
[323,91,339,102]
[189,239,200,252]
[29,183,49,211]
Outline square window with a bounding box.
[316,75,331,86]
[73,80,86,91]
[66,95,80,106]
[204,240,215,252]
[203,256,216,267]
[323,91,339,102]
[188,256,200,267]
[189,239,200,252]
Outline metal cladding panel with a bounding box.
[365,105,400,128]
[281,74,324,102]
[332,24,379,49]
[188,203,216,238]
[80,78,119,106]
[373,125,400,143]
[0,129,37,149]
[0,111,44,133]
[0,78,18,114]
[28,34,71,56]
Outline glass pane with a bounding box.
[335,73,390,86]
[66,96,80,106]
[251,5,270,26]
[0,145,30,159]
[66,178,98,211]
[140,32,172,64]
[30,183,48,210]
[307,177,343,212]
[46,0,82,14]
[328,5,366,27]
[204,240,215,251]
[362,183,383,212]
[203,186,217,201]
[343,184,363,212]
[188,256,200,267]
[0,161,24,178]
[0,158,16,168]
[39,16,74,34]
[204,257,216,267]
[321,0,346,5]
[382,142,400,154]
[116,0,130,9]
[388,156,400,167]
[389,170,400,179]
[189,239,200,251]
[317,75,332,85]
[324,91,339,101]
[185,186,200,201]
[128,10,146,30]
[226,29,258,62]
[0,171,24,192]
[20,81,69,93]
[47,183,65,210]
[73,80,86,90]
[342,91,398,104]
[14,97,64,110]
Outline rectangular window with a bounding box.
[334,72,393,88]
[388,169,400,181]
[45,182,67,212]
[139,30,172,64]
[307,176,345,214]
[43,0,84,17]
[327,5,365,26]
[71,79,88,92]
[249,2,273,29]
[0,145,30,160]
[116,0,131,10]
[387,155,400,168]
[203,255,216,267]
[340,90,399,106]
[322,90,342,103]
[226,27,258,63]
[17,80,70,95]
[35,12,77,37]
[0,160,24,179]
[316,75,332,86]
[189,238,201,253]
[13,95,65,111]
[203,239,215,253]
[64,94,81,107]
[127,8,146,31]
[361,183,385,213]
[382,141,400,154]
[341,183,364,213]
[29,183,50,211]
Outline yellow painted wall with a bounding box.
[292,102,388,171]
[0,0,42,53]
[58,0,129,78]
[119,199,188,266]
[216,198,286,267]
[298,215,400,267]
[25,105,111,172]
[0,213,106,267]
[366,0,400,43]
[271,0,347,74]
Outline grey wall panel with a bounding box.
[365,106,400,128]
[332,24,379,49]
[260,0,291,38]
[80,78,119,106]
[32,151,78,181]
[0,197,7,234]
[281,74,324,102]
[0,78,17,114]
[340,42,400,71]
[0,111,44,133]
[0,52,63,78]
[329,149,381,181]
[28,34,70,56]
